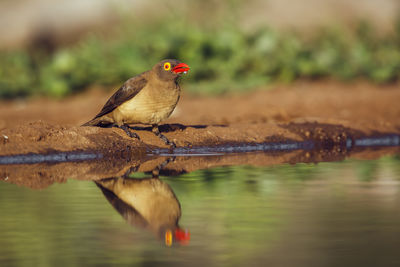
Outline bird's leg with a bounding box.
[152,125,176,148]
[152,157,176,178]
[117,125,141,140]
[122,164,140,178]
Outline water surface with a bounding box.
[1,156,400,266]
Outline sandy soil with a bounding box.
[0,80,399,155]
[1,80,400,188]
[1,80,399,130]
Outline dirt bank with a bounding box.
[2,144,399,190]
[0,80,399,157]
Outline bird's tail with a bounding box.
[81,117,102,127]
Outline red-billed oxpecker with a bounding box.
[83,59,190,147]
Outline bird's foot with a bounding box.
[159,134,177,148]
[152,125,176,148]
[118,125,141,140]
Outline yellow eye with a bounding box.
[165,230,173,246]
[163,62,171,71]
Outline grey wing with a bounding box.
[93,74,148,119]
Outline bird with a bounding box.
[96,177,190,246]
[82,59,190,147]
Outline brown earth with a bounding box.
[1,80,400,188]
[0,80,399,156]
[2,145,400,190]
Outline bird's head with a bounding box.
[154,59,190,81]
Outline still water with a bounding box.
[1,156,400,266]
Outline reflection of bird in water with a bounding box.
[95,177,190,246]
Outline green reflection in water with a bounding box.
[0,156,399,266]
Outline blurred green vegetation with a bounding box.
[1,18,400,98]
